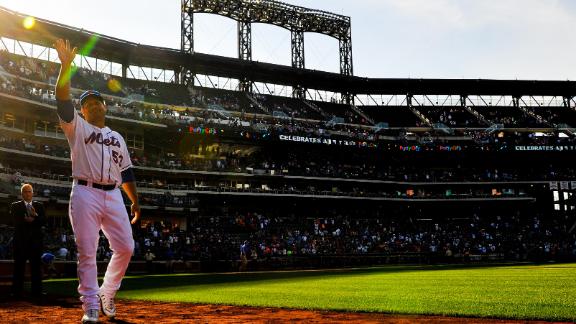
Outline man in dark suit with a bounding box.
[10,183,46,298]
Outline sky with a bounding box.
[0,0,575,81]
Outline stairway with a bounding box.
[350,104,375,125]
[462,106,491,126]
[245,93,270,114]
[302,100,330,119]
[518,106,554,127]
[408,105,433,127]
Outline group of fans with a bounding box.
[1,48,576,270]
[1,208,574,267]
[3,48,576,148]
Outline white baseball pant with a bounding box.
[69,182,134,310]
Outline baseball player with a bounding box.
[54,39,140,323]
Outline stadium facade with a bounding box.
[0,3,575,273]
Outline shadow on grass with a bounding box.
[43,262,554,296]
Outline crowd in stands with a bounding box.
[190,89,244,113]
[463,129,575,147]
[314,100,369,125]
[230,209,576,262]
[416,106,485,128]
[1,208,574,265]
[0,68,376,142]
[1,132,576,187]
[527,106,576,127]
[7,70,576,150]
[0,49,191,105]
[0,135,69,158]
[3,45,576,279]
[3,74,575,149]
[0,164,540,208]
[244,152,576,182]
[4,49,576,146]
[0,50,58,83]
[472,106,545,128]
[254,93,324,120]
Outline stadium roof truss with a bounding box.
[353,94,571,109]
[181,0,353,101]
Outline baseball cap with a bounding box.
[79,90,104,106]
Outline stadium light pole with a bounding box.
[181,0,194,86]
[238,20,253,93]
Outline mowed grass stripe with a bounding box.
[44,264,576,321]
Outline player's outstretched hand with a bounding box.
[130,203,141,224]
[53,38,77,67]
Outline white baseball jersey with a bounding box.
[59,108,132,185]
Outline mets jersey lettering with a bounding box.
[59,108,131,184]
[84,132,122,148]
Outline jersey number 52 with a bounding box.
[112,150,124,167]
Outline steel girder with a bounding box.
[184,0,354,97]
[181,0,194,85]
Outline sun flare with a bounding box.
[22,16,35,29]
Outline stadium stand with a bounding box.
[0,21,575,275]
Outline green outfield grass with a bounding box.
[44,263,576,321]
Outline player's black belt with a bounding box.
[77,179,116,191]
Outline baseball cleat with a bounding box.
[100,293,116,318]
[81,309,99,323]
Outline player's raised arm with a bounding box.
[53,39,77,122]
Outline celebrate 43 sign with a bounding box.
[279,135,376,148]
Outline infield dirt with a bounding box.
[0,290,570,323]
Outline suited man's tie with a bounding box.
[26,203,33,217]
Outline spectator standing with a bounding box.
[10,183,46,299]
[239,240,250,272]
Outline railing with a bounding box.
[351,104,375,125]
[462,105,491,126]
[245,93,270,114]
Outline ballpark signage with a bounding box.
[189,126,220,135]
[514,145,576,151]
[279,135,377,148]
[399,145,462,152]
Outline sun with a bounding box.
[22,16,35,30]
